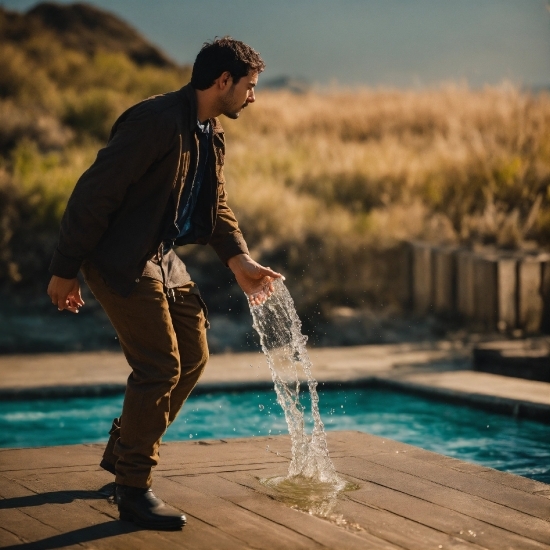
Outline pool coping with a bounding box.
[1,342,550,424]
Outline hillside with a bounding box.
[0,2,191,297]
[0,2,175,68]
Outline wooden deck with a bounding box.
[1,431,549,549]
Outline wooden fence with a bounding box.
[403,242,550,334]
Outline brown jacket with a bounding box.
[49,84,248,296]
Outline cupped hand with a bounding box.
[47,275,85,313]
[227,254,284,306]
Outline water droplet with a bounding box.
[258,404,265,411]
[233,428,236,431]
[189,434,193,438]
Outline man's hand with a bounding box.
[227,254,284,306]
[47,275,85,313]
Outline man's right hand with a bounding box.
[47,275,85,313]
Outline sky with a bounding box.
[3,0,550,88]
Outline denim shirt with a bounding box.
[165,119,212,245]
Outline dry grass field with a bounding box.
[1,4,549,321]
[2,84,550,313]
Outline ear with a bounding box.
[216,71,233,91]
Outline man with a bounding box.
[47,37,281,531]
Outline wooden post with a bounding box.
[517,255,545,334]
[541,259,550,333]
[473,255,497,328]
[397,242,413,310]
[456,250,475,319]
[411,242,433,314]
[473,254,517,331]
[433,246,457,315]
[496,257,517,332]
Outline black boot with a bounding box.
[116,485,186,530]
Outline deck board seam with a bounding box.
[1,473,118,528]
[343,494,493,550]
[346,452,550,519]
[0,525,28,544]
[212,474,380,549]
[14,506,64,533]
[192,474,335,548]
[173,512,262,550]
[160,477,283,550]
[341,496,492,550]
[165,466,272,477]
[0,463,100,473]
[344,475,550,546]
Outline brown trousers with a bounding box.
[82,263,209,488]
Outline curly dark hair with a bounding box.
[191,36,265,90]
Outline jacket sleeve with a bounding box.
[209,181,250,265]
[49,106,172,279]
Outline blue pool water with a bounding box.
[1,387,548,483]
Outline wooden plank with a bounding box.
[170,471,400,550]
[351,451,550,520]
[0,526,23,547]
[0,470,254,550]
[0,474,155,549]
[335,457,550,545]
[326,432,550,498]
[0,508,61,545]
[348,480,549,550]
[0,444,101,473]
[157,436,292,464]
[221,469,486,550]
[335,498,486,550]
[154,476,326,550]
[475,469,550,497]
[518,257,544,333]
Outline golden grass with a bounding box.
[224,84,550,256]
[1,79,549,308]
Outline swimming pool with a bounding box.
[1,387,548,483]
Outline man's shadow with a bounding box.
[1,483,144,550]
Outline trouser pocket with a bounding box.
[194,294,210,329]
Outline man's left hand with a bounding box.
[227,254,284,306]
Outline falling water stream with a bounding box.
[249,279,358,521]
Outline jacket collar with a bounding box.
[180,83,224,135]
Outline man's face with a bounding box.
[219,71,258,119]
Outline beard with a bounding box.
[219,88,248,119]
[222,101,247,120]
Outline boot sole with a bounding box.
[119,510,186,530]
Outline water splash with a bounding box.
[249,278,352,517]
